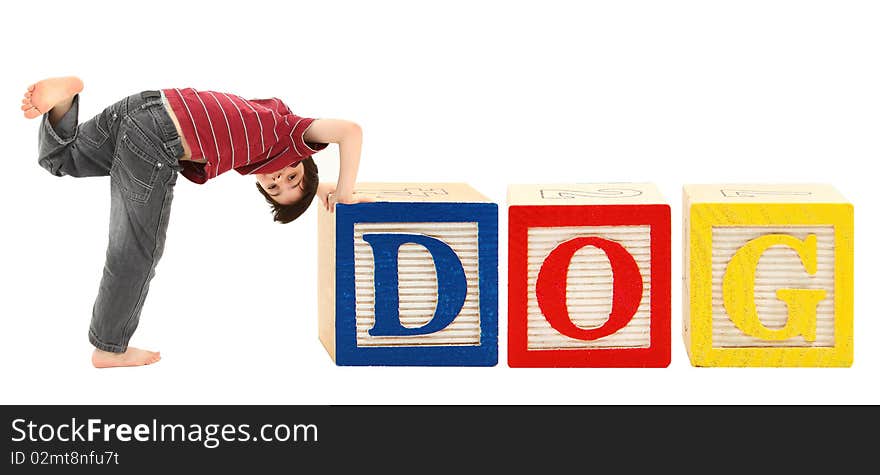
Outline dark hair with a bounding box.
[255,157,319,224]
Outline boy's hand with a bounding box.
[306,120,364,213]
[318,183,373,212]
[317,182,336,211]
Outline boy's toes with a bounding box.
[24,107,42,119]
[20,102,31,111]
[27,84,35,92]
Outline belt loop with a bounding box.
[141,90,161,100]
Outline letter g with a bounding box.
[722,234,826,341]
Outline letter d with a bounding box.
[363,233,467,336]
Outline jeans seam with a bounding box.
[77,128,107,149]
[117,171,174,347]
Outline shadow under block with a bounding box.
[507,184,671,367]
[683,184,854,367]
[317,183,498,366]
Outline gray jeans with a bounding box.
[38,91,184,353]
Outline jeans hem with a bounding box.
[41,94,79,145]
[89,329,127,353]
[42,115,77,147]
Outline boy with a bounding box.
[21,76,370,368]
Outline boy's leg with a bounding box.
[27,80,183,367]
[32,78,121,179]
[27,79,160,367]
[88,91,184,367]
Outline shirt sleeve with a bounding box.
[291,116,329,155]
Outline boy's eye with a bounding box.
[288,174,296,181]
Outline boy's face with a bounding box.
[255,162,305,205]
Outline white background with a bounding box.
[1,0,877,405]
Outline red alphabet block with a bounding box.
[508,184,671,367]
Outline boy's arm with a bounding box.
[304,118,369,211]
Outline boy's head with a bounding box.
[255,157,319,223]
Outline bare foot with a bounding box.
[20,76,84,119]
[92,347,161,369]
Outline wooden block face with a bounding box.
[684,184,854,367]
[322,183,498,366]
[508,183,671,368]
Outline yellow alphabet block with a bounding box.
[683,184,853,367]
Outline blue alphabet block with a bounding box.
[317,183,499,366]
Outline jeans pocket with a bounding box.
[111,125,163,204]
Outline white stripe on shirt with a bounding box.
[223,93,250,165]
[287,117,304,156]
[250,101,280,142]
[269,105,279,141]
[208,92,235,173]
[236,95,264,159]
[262,103,279,160]
[193,90,222,178]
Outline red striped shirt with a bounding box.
[162,88,327,184]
